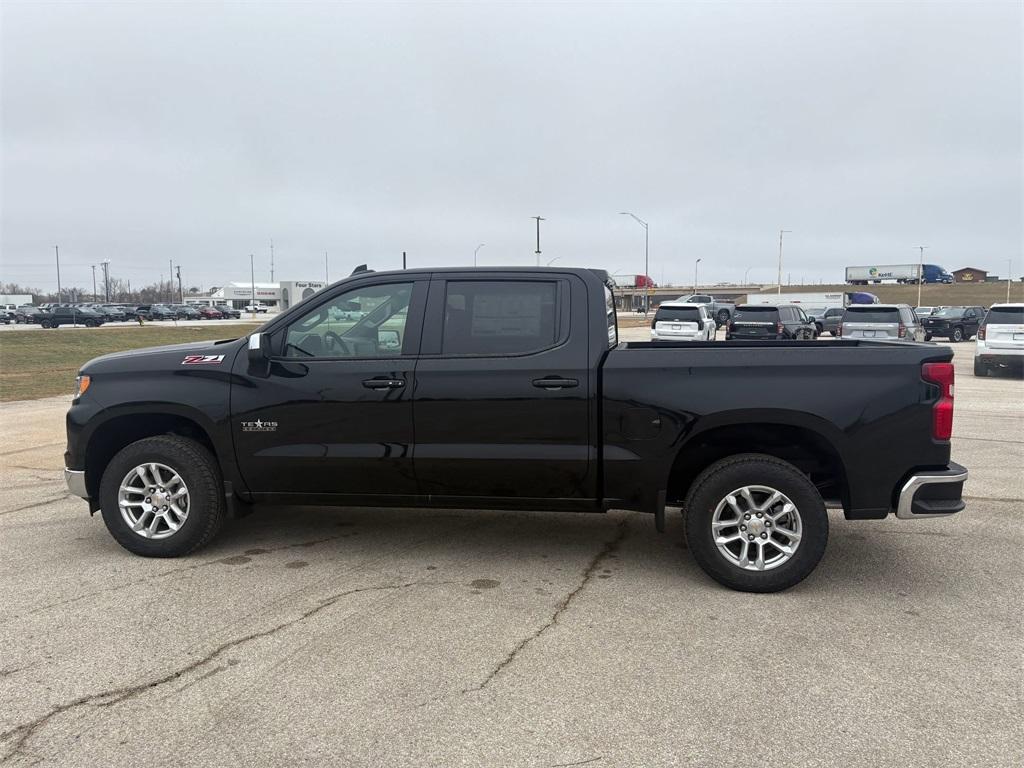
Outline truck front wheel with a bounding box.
[683,454,828,592]
[98,435,226,557]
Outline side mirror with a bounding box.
[248,332,270,363]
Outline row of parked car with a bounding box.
[1,302,243,327]
[648,299,1024,377]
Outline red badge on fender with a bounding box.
[181,355,225,365]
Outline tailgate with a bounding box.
[986,324,1024,350]
[842,322,898,339]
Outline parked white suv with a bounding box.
[839,304,925,342]
[974,303,1024,377]
[650,302,716,341]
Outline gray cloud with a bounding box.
[2,1,1021,291]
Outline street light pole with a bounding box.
[55,246,62,303]
[250,254,256,314]
[532,217,545,265]
[546,256,561,266]
[101,260,110,302]
[1008,258,1013,303]
[777,230,791,294]
[91,265,97,301]
[620,212,650,315]
[474,243,485,266]
[694,258,702,294]
[914,245,928,307]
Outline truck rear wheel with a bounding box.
[716,309,730,325]
[99,435,226,557]
[683,454,828,592]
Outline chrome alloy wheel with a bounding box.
[118,462,190,540]
[711,485,802,571]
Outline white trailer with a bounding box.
[745,292,846,307]
[845,264,920,284]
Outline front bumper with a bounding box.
[65,468,89,499]
[895,463,967,519]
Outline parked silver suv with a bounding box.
[839,304,925,342]
[974,303,1024,377]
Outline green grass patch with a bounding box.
[0,324,260,402]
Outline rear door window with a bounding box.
[843,307,901,323]
[442,280,561,356]
[984,306,1024,325]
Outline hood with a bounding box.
[80,336,247,375]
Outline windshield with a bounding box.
[655,307,701,322]
[843,307,900,323]
[932,307,963,318]
[984,306,1024,325]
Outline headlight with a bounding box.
[74,375,91,399]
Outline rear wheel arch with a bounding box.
[665,421,850,513]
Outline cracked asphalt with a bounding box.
[1,338,1021,767]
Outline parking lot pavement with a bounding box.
[1,346,1021,767]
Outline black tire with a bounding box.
[924,333,933,341]
[974,359,989,377]
[41,320,54,329]
[951,326,964,342]
[814,323,823,336]
[99,435,226,557]
[84,319,97,328]
[716,309,730,325]
[683,454,828,593]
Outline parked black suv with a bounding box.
[726,304,817,340]
[169,304,201,320]
[14,306,45,324]
[922,306,985,342]
[135,304,177,321]
[214,304,241,319]
[41,306,105,328]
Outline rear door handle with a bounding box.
[532,377,579,390]
[362,378,405,390]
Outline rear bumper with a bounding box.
[894,463,967,519]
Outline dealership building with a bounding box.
[187,280,327,310]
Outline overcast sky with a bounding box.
[2,1,1021,291]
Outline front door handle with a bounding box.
[532,377,579,390]
[362,378,406,390]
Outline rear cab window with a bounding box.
[842,306,901,323]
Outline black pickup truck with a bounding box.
[65,267,967,592]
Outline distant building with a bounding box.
[0,294,33,306]
[184,280,326,309]
[952,267,989,283]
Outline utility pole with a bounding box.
[914,245,928,307]
[91,265,97,301]
[777,229,791,294]
[101,260,111,302]
[402,251,407,270]
[1008,258,1013,303]
[55,246,62,303]
[270,239,275,282]
[325,251,329,283]
[250,254,256,313]
[168,259,174,303]
[620,212,650,315]
[175,265,183,304]
[532,216,545,266]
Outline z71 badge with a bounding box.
[181,354,225,365]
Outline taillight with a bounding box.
[898,323,907,338]
[922,362,954,440]
[776,322,784,334]
[977,326,986,341]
